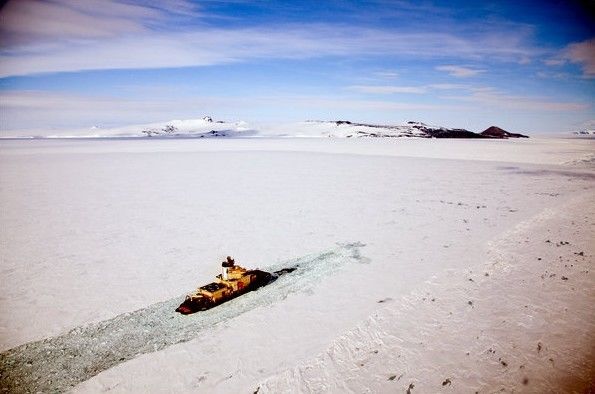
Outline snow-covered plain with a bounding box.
[0,137,593,393]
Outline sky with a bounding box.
[0,0,594,135]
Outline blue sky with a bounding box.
[0,0,594,134]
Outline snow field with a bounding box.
[0,137,593,393]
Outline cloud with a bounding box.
[543,39,595,78]
[0,0,200,47]
[347,83,581,112]
[427,83,467,90]
[564,38,595,78]
[517,55,531,65]
[373,71,400,79]
[536,71,572,80]
[0,89,455,134]
[349,83,468,94]
[0,1,540,77]
[444,87,589,112]
[0,90,187,131]
[2,88,589,135]
[348,85,426,94]
[544,58,566,66]
[0,28,536,77]
[435,65,485,77]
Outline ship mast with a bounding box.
[221,256,235,280]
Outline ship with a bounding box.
[175,256,295,314]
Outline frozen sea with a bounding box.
[0,137,593,393]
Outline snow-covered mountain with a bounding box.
[4,116,527,139]
[572,130,595,136]
[297,120,489,138]
[95,116,256,138]
[281,120,430,138]
[278,120,527,138]
[78,118,461,139]
[89,118,505,139]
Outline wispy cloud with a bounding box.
[517,55,531,65]
[543,58,566,66]
[536,71,573,80]
[0,90,189,131]
[372,71,400,79]
[345,83,588,113]
[444,87,589,112]
[542,38,595,79]
[348,83,469,95]
[427,83,467,90]
[0,28,537,77]
[348,85,426,94]
[0,0,201,47]
[0,1,539,77]
[435,65,486,78]
[564,38,595,78]
[1,88,590,135]
[0,89,455,134]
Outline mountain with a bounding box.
[300,121,510,138]
[480,126,528,139]
[294,120,429,138]
[115,120,528,139]
[112,116,256,138]
[572,130,595,136]
[2,116,528,139]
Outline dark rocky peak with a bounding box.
[481,126,528,139]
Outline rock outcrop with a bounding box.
[480,126,528,139]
